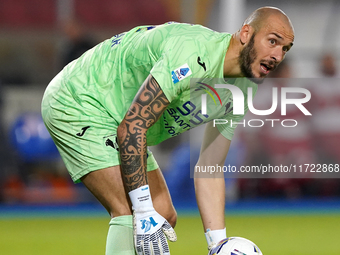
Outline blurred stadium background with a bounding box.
[0,0,340,254]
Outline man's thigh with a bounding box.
[41,73,121,183]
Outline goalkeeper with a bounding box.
[41,6,294,255]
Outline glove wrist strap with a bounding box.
[128,185,154,212]
[205,228,227,249]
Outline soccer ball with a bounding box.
[208,237,263,255]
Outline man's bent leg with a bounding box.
[81,166,135,255]
[81,166,176,255]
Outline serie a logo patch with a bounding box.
[171,63,192,84]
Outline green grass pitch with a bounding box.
[0,214,339,254]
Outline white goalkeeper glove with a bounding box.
[129,185,177,255]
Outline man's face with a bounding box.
[239,16,294,83]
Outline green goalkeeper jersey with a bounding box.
[62,22,257,145]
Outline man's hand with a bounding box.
[129,185,177,255]
[133,208,177,255]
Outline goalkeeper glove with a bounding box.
[129,185,177,255]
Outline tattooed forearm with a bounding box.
[117,75,169,191]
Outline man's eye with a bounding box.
[270,39,276,45]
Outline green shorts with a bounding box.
[41,72,159,183]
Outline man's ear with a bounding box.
[239,24,253,45]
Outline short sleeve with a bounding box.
[216,79,258,140]
[150,51,180,102]
[150,38,205,102]
[216,108,248,140]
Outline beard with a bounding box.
[238,33,264,84]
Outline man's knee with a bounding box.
[80,166,132,217]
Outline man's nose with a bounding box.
[271,47,284,63]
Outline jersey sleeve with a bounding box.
[217,79,258,140]
[216,108,248,140]
[150,37,205,102]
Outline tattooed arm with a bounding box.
[117,74,169,191]
[117,75,176,255]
